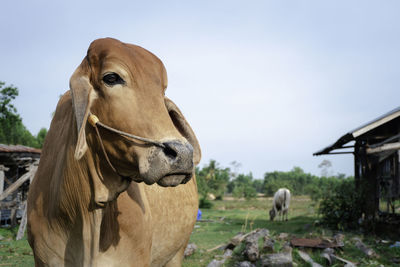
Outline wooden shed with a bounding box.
[0,144,40,237]
[314,107,400,228]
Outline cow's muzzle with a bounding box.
[140,140,194,187]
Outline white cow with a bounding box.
[269,188,291,221]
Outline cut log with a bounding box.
[297,250,323,267]
[237,261,256,267]
[353,238,377,258]
[244,234,259,262]
[243,229,270,262]
[261,247,293,267]
[229,232,246,247]
[228,229,257,248]
[263,236,275,252]
[333,233,345,247]
[228,228,269,249]
[207,259,225,267]
[330,255,356,267]
[320,248,335,265]
[184,243,197,257]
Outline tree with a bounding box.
[231,173,257,199]
[318,159,333,177]
[318,178,362,230]
[252,179,264,193]
[0,81,46,148]
[36,128,48,148]
[263,167,320,196]
[196,160,231,200]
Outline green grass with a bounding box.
[1,196,400,266]
[0,228,34,267]
[183,196,319,267]
[183,196,400,267]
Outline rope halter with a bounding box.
[87,113,166,176]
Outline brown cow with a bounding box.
[27,38,201,267]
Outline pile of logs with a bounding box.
[196,228,371,267]
[206,228,293,267]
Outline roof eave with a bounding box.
[313,133,354,156]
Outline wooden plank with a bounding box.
[10,206,17,227]
[0,165,37,201]
[0,165,8,222]
[0,200,18,209]
[0,165,5,195]
[368,132,400,149]
[16,201,27,240]
[16,169,35,240]
[366,142,400,154]
[324,152,354,155]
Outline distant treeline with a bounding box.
[0,81,47,148]
[196,160,352,202]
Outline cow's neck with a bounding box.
[38,93,127,265]
[48,135,126,265]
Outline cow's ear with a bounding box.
[70,58,94,160]
[164,97,201,165]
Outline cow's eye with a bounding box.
[102,73,125,86]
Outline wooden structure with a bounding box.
[0,144,39,240]
[314,107,400,227]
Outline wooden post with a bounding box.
[354,142,360,190]
[0,165,4,223]
[363,155,380,222]
[0,165,9,224]
[16,201,27,240]
[16,161,38,240]
[0,165,5,197]
[10,206,17,227]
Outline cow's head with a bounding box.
[269,209,276,221]
[70,38,201,188]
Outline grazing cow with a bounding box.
[27,38,201,267]
[269,188,291,221]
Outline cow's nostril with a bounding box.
[162,142,178,159]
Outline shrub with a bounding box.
[318,179,362,230]
[199,198,213,209]
[305,184,322,202]
[232,185,257,200]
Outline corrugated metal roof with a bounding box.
[314,106,400,156]
[350,106,400,138]
[0,144,41,154]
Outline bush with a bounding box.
[233,185,257,200]
[199,198,213,209]
[318,179,362,230]
[305,184,322,202]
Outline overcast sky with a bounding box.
[1,1,400,178]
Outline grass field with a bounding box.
[0,196,400,266]
[0,227,34,267]
[183,196,400,267]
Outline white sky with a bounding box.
[1,1,400,178]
